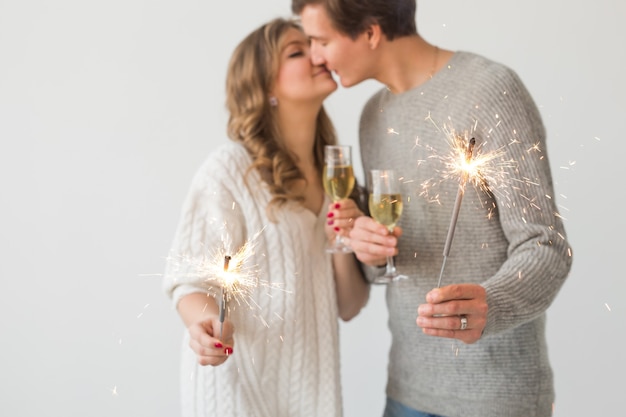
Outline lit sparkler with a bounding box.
[416,117,554,287]
[166,227,280,324]
[418,117,517,210]
[437,137,475,288]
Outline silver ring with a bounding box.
[459,315,468,330]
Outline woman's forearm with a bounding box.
[177,292,220,327]
[333,254,370,321]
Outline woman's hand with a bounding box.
[188,315,235,366]
[325,198,363,243]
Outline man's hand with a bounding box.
[416,283,488,344]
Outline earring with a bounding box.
[269,96,278,107]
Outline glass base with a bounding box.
[326,235,353,254]
[372,273,408,285]
[326,244,354,254]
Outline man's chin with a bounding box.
[339,77,356,88]
[339,74,365,89]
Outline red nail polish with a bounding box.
[327,212,334,218]
[224,347,233,355]
[334,203,341,209]
[327,220,334,225]
[214,342,223,348]
[334,227,340,232]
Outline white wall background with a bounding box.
[1,1,624,416]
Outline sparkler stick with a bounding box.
[437,137,476,288]
[219,255,231,341]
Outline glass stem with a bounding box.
[385,255,397,275]
[385,226,396,275]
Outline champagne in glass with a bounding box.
[369,169,407,283]
[323,145,355,253]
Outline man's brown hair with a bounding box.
[292,0,417,40]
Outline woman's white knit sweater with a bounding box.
[163,142,342,417]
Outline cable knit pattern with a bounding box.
[359,52,572,417]
[163,142,342,417]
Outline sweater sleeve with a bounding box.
[475,67,573,335]
[162,146,249,308]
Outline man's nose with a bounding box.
[309,43,325,66]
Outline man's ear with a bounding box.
[366,23,382,49]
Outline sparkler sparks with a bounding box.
[165,227,281,321]
[418,119,517,208]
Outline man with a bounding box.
[292,1,573,416]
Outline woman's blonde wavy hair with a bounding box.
[225,18,337,221]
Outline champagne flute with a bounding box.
[323,145,355,253]
[368,169,407,283]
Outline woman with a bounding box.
[163,18,369,417]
